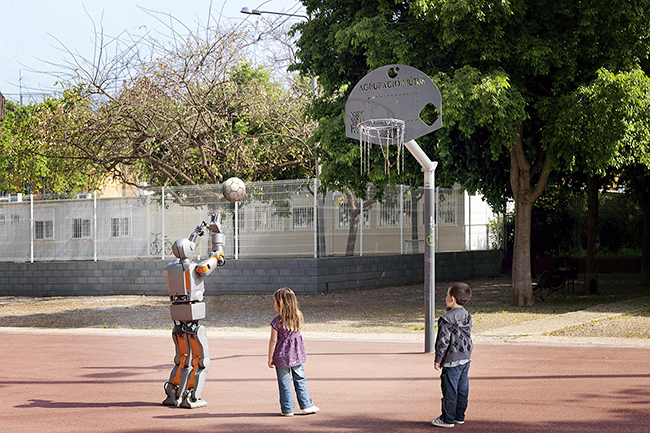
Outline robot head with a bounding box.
[171,238,196,259]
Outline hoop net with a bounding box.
[358,118,405,176]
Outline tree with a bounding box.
[0,99,98,195]
[554,68,650,291]
[33,15,315,188]
[624,166,650,286]
[292,0,650,306]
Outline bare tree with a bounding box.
[35,8,315,188]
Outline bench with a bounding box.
[533,268,577,301]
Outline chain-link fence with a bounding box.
[0,179,499,262]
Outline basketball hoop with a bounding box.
[358,118,405,175]
[346,65,442,354]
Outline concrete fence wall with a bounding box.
[0,250,504,297]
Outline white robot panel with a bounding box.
[170,302,206,322]
[166,261,205,303]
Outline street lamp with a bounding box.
[240,7,308,20]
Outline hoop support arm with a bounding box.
[404,139,438,186]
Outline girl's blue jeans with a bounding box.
[275,364,313,414]
[440,362,470,424]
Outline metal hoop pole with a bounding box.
[404,139,438,353]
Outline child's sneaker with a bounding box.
[454,420,465,425]
[302,406,320,414]
[280,412,294,417]
[431,417,454,428]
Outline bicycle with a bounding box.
[150,232,173,256]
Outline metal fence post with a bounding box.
[313,177,317,259]
[93,191,97,262]
[30,194,34,263]
[161,186,165,260]
[468,192,472,251]
[235,200,239,260]
[359,197,363,257]
[436,187,440,253]
[400,184,404,255]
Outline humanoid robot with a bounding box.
[162,213,225,408]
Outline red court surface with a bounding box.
[1,331,649,433]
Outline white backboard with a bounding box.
[345,64,442,144]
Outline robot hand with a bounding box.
[208,214,222,233]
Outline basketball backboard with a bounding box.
[345,64,442,144]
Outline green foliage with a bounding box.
[552,68,650,176]
[296,0,650,205]
[599,191,644,256]
[0,99,98,194]
[531,187,643,258]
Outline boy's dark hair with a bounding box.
[449,282,472,306]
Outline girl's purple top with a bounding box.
[271,315,307,368]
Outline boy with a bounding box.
[431,282,473,428]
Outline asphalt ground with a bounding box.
[2,329,649,433]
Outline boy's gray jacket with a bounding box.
[434,307,473,365]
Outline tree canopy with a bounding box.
[0,100,98,194]
[13,16,315,192]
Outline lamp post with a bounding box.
[240,6,313,96]
[240,7,308,20]
[241,6,324,258]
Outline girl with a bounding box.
[268,287,319,416]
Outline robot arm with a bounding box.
[195,214,225,277]
[188,222,209,248]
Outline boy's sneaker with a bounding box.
[280,412,294,417]
[454,420,465,425]
[431,417,454,428]
[302,406,320,414]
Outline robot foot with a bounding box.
[180,390,207,409]
[162,382,181,407]
[162,396,181,407]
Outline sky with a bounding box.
[0,0,305,104]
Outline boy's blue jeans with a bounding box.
[440,362,470,424]
[275,364,313,414]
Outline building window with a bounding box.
[438,190,458,226]
[292,206,314,230]
[73,218,92,239]
[254,204,282,231]
[111,217,130,238]
[380,199,412,227]
[338,201,369,229]
[35,220,54,240]
[11,214,20,224]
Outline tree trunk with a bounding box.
[512,197,534,306]
[345,214,359,256]
[585,175,600,294]
[508,124,554,307]
[344,190,360,256]
[640,190,650,286]
[342,187,376,256]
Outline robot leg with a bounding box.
[180,324,210,408]
[162,323,193,406]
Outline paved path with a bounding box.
[1,329,649,433]
[474,297,650,347]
